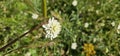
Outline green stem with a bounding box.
[42,0,47,18]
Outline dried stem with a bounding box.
[0,21,46,52]
[0,0,48,52]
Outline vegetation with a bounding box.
[0,0,120,56]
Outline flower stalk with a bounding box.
[42,0,47,18]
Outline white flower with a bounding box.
[84,23,89,28]
[71,42,77,49]
[96,10,100,14]
[72,0,77,6]
[117,24,120,29]
[24,12,28,16]
[117,24,120,34]
[97,1,100,5]
[24,52,31,56]
[42,17,61,40]
[32,13,38,19]
[111,22,115,26]
[100,23,105,26]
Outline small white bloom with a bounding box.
[42,17,61,40]
[84,23,89,28]
[24,52,31,56]
[117,24,120,29]
[24,12,28,16]
[111,22,115,26]
[71,42,77,49]
[32,13,38,19]
[100,23,105,26]
[72,0,77,6]
[96,10,99,14]
[97,1,100,5]
[117,24,120,34]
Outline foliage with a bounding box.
[0,0,120,56]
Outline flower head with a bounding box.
[117,24,120,29]
[72,0,77,6]
[117,24,120,34]
[84,23,89,28]
[42,17,61,40]
[32,13,38,19]
[111,22,115,26]
[83,43,96,56]
[71,42,77,49]
[24,52,31,56]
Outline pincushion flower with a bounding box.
[42,17,61,40]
